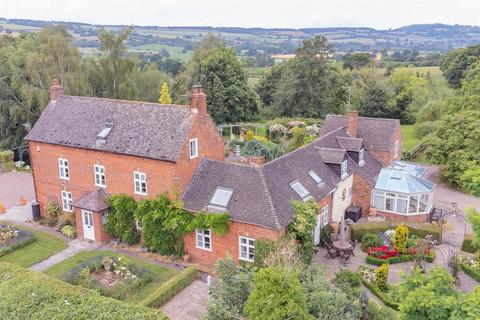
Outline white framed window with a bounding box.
[133,171,148,195]
[308,170,323,186]
[239,236,255,262]
[189,138,198,159]
[135,220,142,230]
[290,180,312,201]
[196,229,212,251]
[58,158,69,180]
[94,164,106,187]
[321,204,329,225]
[341,160,348,178]
[102,211,108,225]
[61,191,72,212]
[359,149,365,166]
[394,140,399,159]
[372,190,432,215]
[347,186,353,201]
[207,187,233,212]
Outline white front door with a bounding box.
[314,214,321,245]
[82,210,95,240]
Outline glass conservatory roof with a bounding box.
[375,168,435,194]
[390,160,427,178]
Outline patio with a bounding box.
[0,171,35,209]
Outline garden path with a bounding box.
[161,280,208,320]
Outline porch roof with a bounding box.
[73,189,109,212]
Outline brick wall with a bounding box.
[379,211,429,223]
[352,173,372,217]
[28,110,224,243]
[183,220,285,271]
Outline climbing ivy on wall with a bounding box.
[107,193,230,256]
[104,194,138,245]
[287,199,319,265]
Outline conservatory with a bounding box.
[372,167,435,217]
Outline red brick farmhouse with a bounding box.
[26,80,434,268]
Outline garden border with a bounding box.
[366,251,435,266]
[140,266,197,308]
[460,263,480,282]
[358,267,399,310]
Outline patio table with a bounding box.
[333,240,352,251]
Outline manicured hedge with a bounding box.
[351,222,441,243]
[0,229,36,257]
[140,266,197,308]
[0,262,167,319]
[359,276,399,310]
[366,251,435,266]
[461,264,480,282]
[462,234,477,253]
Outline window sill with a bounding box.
[59,177,70,181]
[239,257,254,263]
[195,246,212,252]
[134,192,148,196]
[190,155,199,160]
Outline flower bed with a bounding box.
[358,266,399,310]
[0,225,35,257]
[62,254,154,300]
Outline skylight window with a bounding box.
[207,187,233,212]
[97,127,112,139]
[290,180,312,201]
[308,170,323,185]
[359,149,365,166]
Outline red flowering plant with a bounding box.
[408,239,431,256]
[367,245,399,260]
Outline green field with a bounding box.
[0,222,67,267]
[44,250,179,304]
[129,43,192,61]
[400,125,421,152]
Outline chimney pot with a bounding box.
[347,111,358,138]
[190,85,207,114]
[50,79,63,101]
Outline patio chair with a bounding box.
[339,248,353,263]
[325,244,339,259]
[349,240,358,256]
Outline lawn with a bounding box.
[400,124,421,152]
[44,250,179,304]
[0,222,67,267]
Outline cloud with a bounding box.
[1,0,478,29]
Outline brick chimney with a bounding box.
[50,79,63,101]
[347,111,358,138]
[190,85,207,114]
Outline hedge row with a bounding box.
[0,230,36,257]
[359,276,399,310]
[366,251,436,266]
[461,234,477,253]
[0,262,167,319]
[351,222,441,242]
[140,266,197,308]
[461,264,480,282]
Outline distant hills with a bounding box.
[1,17,480,59]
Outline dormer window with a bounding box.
[341,160,348,178]
[290,180,312,201]
[189,138,198,159]
[359,149,365,166]
[308,170,324,186]
[207,187,233,213]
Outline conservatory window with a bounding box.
[419,194,429,212]
[373,191,385,210]
[396,195,408,214]
[385,193,396,211]
[409,195,419,213]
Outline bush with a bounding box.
[462,234,476,253]
[332,269,361,299]
[361,233,383,251]
[0,262,167,319]
[253,239,277,268]
[61,225,77,239]
[461,263,480,282]
[0,150,14,163]
[375,264,389,291]
[359,270,399,310]
[43,201,62,227]
[392,224,409,253]
[352,222,441,243]
[245,130,254,142]
[58,213,76,229]
[105,195,138,245]
[368,301,397,320]
[366,251,435,266]
[140,267,197,307]
[319,224,333,247]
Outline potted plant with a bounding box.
[102,257,114,272]
[183,254,191,263]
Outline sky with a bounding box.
[1,0,479,29]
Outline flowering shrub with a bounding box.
[459,255,478,270]
[368,245,399,260]
[359,267,376,284]
[408,244,431,257]
[113,256,137,280]
[305,124,321,136]
[0,228,18,243]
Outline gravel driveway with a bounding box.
[0,171,35,209]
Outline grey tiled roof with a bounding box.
[321,115,399,151]
[73,188,109,212]
[317,147,346,164]
[26,95,196,162]
[336,137,363,151]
